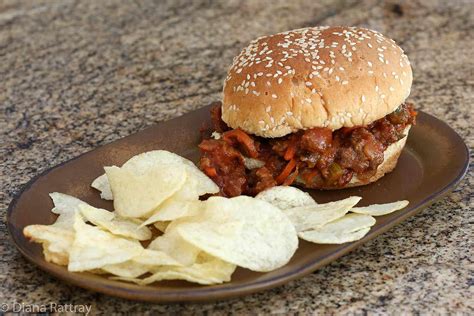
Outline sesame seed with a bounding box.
[278,78,283,84]
[272,94,278,99]
[305,82,312,86]
[342,80,349,85]
[362,95,366,102]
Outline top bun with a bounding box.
[222,26,413,138]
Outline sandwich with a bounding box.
[199,26,417,197]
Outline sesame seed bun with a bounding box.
[222,26,413,138]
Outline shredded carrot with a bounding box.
[283,140,297,161]
[222,129,259,158]
[204,167,217,177]
[276,159,297,184]
[283,168,299,186]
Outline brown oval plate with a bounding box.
[7,105,469,303]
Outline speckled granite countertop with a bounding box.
[1,0,472,314]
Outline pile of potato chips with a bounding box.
[24,150,408,285]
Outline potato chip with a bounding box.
[132,249,182,266]
[91,174,113,200]
[147,228,201,266]
[91,150,218,201]
[300,227,371,244]
[68,213,143,271]
[141,200,201,226]
[176,154,219,197]
[122,151,201,195]
[101,249,181,278]
[351,200,409,216]
[49,192,95,230]
[256,186,317,210]
[283,196,361,232]
[105,164,186,218]
[52,212,76,230]
[153,221,169,232]
[50,192,88,215]
[113,253,236,285]
[79,205,152,240]
[80,204,114,222]
[43,248,69,266]
[299,213,376,244]
[23,194,86,265]
[23,224,74,266]
[175,196,298,272]
[102,261,150,278]
[142,254,236,285]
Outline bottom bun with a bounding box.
[347,126,410,187]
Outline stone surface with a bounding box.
[0,0,472,314]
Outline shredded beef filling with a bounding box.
[199,102,417,197]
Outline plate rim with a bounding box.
[6,109,470,303]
